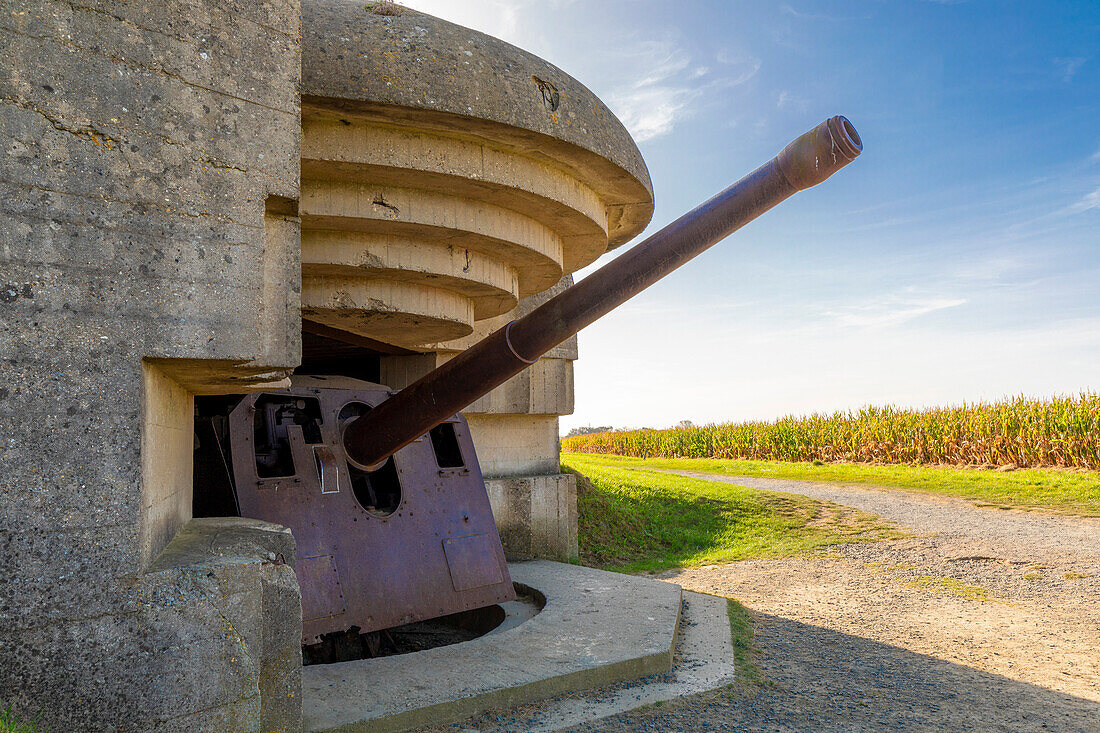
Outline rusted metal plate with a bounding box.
[299,554,346,622]
[228,375,516,643]
[442,533,505,592]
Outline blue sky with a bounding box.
[404,0,1099,432]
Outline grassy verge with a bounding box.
[565,453,903,574]
[902,576,990,601]
[564,453,1100,516]
[725,598,761,685]
[0,706,39,733]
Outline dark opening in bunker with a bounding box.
[429,422,465,468]
[301,584,544,665]
[299,320,383,383]
[193,396,241,518]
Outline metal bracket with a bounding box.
[314,445,341,494]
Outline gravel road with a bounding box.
[569,473,1100,732]
[416,474,1100,731]
[662,471,1100,562]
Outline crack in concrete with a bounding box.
[154,690,261,725]
[7,609,142,634]
[0,95,120,148]
[201,156,248,174]
[371,193,401,215]
[67,0,298,41]
[0,23,58,42]
[65,2,194,44]
[0,27,297,117]
[0,176,261,228]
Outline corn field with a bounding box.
[562,393,1100,470]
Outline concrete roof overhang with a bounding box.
[301,0,654,249]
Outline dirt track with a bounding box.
[415,475,1100,731]
[570,474,1100,731]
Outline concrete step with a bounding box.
[489,590,738,732]
[302,560,682,732]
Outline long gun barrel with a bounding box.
[343,116,863,469]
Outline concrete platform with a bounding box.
[302,560,682,732]
[450,590,738,732]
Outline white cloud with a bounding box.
[822,294,967,328]
[607,43,699,142]
[715,51,763,85]
[1066,187,1100,213]
[1055,56,1087,83]
[776,90,808,112]
[945,254,1026,284]
[399,0,570,47]
[403,0,756,144]
[607,44,760,142]
[779,4,847,20]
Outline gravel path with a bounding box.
[661,471,1100,562]
[415,474,1100,731]
[573,473,1100,731]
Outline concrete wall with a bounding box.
[485,474,578,561]
[381,276,579,561]
[0,1,303,728]
[466,414,563,478]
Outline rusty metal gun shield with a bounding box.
[227,375,516,643]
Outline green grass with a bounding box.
[725,598,761,684]
[565,453,902,574]
[563,453,1100,517]
[0,706,39,733]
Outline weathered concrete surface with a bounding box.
[298,0,653,346]
[487,473,578,561]
[517,591,736,732]
[3,518,303,732]
[301,560,681,733]
[149,519,305,732]
[468,414,563,477]
[0,0,301,728]
[410,590,736,732]
[302,0,652,250]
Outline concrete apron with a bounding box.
[494,590,738,732]
[301,560,684,732]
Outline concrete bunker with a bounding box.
[2,0,858,728]
[185,0,654,689]
[0,0,651,720]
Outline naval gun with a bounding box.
[194,116,862,650]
